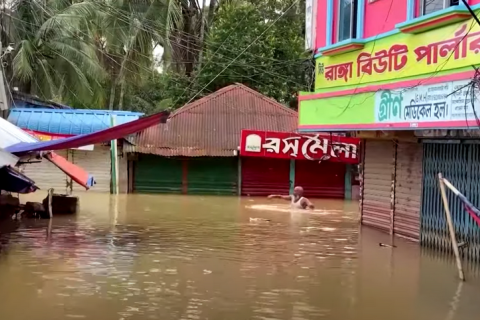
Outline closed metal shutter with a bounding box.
[187,157,237,195]
[394,142,423,241]
[72,145,111,193]
[134,154,183,194]
[361,140,395,232]
[241,157,290,196]
[295,160,345,198]
[19,150,69,192]
[422,143,480,262]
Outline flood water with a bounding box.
[1,194,480,320]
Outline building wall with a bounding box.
[118,153,128,194]
[332,0,338,44]
[301,2,480,131]
[315,0,327,49]
[363,0,407,38]
[313,0,480,54]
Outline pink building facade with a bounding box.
[314,0,480,55]
[300,1,480,257]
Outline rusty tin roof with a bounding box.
[126,83,298,157]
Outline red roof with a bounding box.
[127,83,298,157]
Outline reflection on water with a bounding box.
[0,194,480,320]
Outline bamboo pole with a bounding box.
[48,188,53,219]
[438,173,465,281]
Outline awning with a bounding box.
[0,116,37,150]
[0,165,39,193]
[46,152,95,189]
[6,111,169,155]
[1,116,94,190]
[0,148,19,167]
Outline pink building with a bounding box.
[301,1,480,260]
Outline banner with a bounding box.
[240,130,360,164]
[315,20,480,90]
[299,78,480,131]
[24,130,94,151]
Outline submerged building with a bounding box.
[126,83,358,198]
[302,0,480,260]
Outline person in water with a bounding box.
[267,186,314,210]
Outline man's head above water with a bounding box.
[293,186,304,196]
[267,185,313,209]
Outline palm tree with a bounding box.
[94,0,182,110]
[6,0,106,107]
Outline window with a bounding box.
[422,0,459,16]
[338,0,358,42]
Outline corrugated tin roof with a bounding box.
[126,83,298,157]
[8,108,144,135]
[12,91,72,109]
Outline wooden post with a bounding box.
[438,173,465,281]
[47,188,53,218]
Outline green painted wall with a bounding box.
[299,92,375,126]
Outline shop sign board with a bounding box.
[240,130,360,164]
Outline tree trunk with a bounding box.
[118,80,125,110]
[108,68,116,110]
[197,0,208,69]
[207,0,217,28]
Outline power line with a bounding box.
[183,0,301,106]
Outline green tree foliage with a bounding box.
[125,0,313,113]
[7,0,105,106]
[3,0,312,112]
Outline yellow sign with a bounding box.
[315,18,480,90]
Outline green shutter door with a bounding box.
[134,154,183,194]
[187,157,238,195]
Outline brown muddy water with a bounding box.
[1,194,480,320]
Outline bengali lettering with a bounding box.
[257,134,358,160]
[282,137,300,157]
[320,23,480,84]
[357,44,408,77]
[377,90,403,122]
[413,24,480,66]
[325,62,353,82]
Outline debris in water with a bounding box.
[379,243,397,248]
[249,217,271,222]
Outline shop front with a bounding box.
[239,130,360,198]
[298,15,480,254]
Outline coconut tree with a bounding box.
[6,0,106,107]
[94,0,182,110]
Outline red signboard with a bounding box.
[240,130,360,164]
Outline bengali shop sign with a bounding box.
[239,130,360,164]
[24,130,94,151]
[374,79,480,125]
[316,21,480,90]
